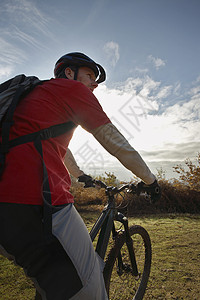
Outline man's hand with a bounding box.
[78,174,94,188]
[137,180,161,202]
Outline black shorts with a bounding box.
[0,203,82,300]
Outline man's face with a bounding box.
[77,67,98,92]
[65,66,98,92]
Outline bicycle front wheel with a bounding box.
[104,225,151,300]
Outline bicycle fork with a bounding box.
[115,212,139,277]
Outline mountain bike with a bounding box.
[89,179,152,300]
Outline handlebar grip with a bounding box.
[131,180,161,202]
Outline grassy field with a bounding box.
[0,213,199,299]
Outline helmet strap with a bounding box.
[74,67,79,81]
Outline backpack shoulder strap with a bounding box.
[31,121,76,242]
[8,121,76,149]
[0,120,77,243]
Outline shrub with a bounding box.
[173,153,200,191]
[69,155,200,214]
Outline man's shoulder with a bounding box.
[45,79,93,101]
[47,78,86,90]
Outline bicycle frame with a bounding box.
[89,186,139,276]
[89,194,116,259]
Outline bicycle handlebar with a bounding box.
[93,180,144,195]
[78,175,161,202]
[93,179,161,202]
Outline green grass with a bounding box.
[130,214,200,300]
[0,213,200,299]
[0,256,35,299]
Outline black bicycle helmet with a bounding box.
[54,52,106,83]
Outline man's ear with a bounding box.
[65,67,75,80]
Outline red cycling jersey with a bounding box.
[0,78,110,206]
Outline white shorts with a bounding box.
[52,204,108,300]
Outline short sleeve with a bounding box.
[66,82,111,131]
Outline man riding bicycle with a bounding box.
[0,52,160,299]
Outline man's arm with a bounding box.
[91,123,156,185]
[64,148,84,178]
[64,149,94,187]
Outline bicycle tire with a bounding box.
[104,225,151,300]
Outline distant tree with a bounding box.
[95,172,119,186]
[173,153,200,191]
[156,167,167,181]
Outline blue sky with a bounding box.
[1,0,200,181]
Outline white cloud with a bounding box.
[115,76,160,97]
[11,26,47,50]
[138,91,200,160]
[69,75,200,179]
[0,34,28,80]
[139,76,160,97]
[94,76,200,159]
[0,0,52,80]
[166,95,200,123]
[134,67,149,74]
[2,0,50,36]
[148,55,166,70]
[103,41,120,67]
[156,85,172,99]
[194,75,200,84]
[173,82,181,95]
[0,65,13,79]
[190,85,200,96]
[0,37,26,65]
